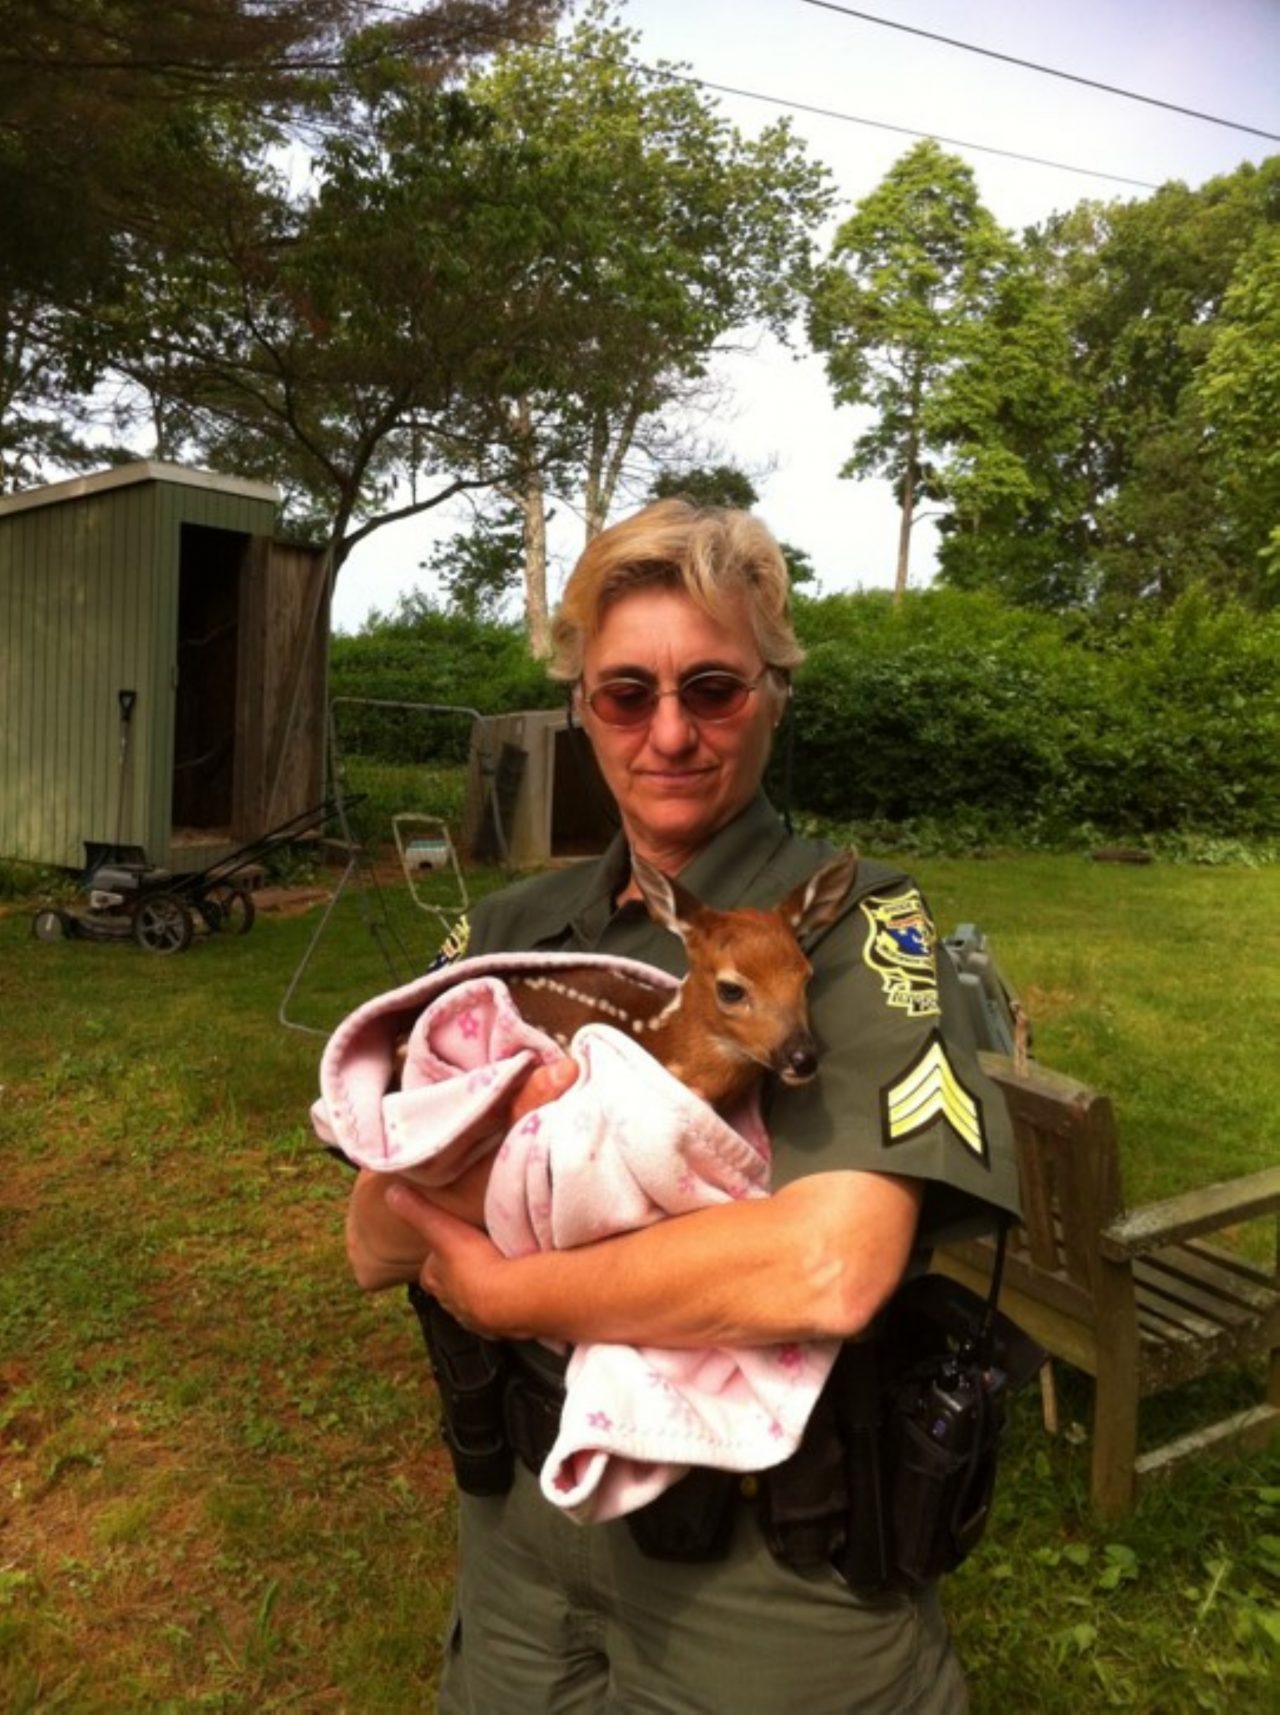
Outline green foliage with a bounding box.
[420,505,526,621]
[454,8,832,636]
[0,859,75,902]
[330,600,560,763]
[1191,223,1280,605]
[649,465,760,509]
[937,158,1280,617]
[790,587,1280,842]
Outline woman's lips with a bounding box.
[635,769,716,791]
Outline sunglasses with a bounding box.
[582,669,770,728]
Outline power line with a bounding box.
[800,0,1280,144]
[658,69,1160,191]
[362,1,1160,191]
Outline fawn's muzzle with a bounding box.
[776,1035,819,1085]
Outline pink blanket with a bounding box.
[313,953,837,1522]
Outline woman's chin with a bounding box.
[624,789,735,855]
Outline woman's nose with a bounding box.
[646,691,698,752]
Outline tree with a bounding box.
[1189,225,1280,608]
[95,61,605,571]
[650,465,760,510]
[455,8,832,652]
[421,502,528,620]
[807,141,1011,603]
[0,1,565,487]
[927,254,1090,609]
[1022,159,1280,617]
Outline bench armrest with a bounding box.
[1099,1166,1280,1260]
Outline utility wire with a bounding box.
[361,0,1160,190]
[658,69,1160,191]
[800,0,1280,144]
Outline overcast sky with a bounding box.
[331,0,1280,632]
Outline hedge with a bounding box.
[330,588,1280,842]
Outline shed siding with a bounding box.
[0,475,279,868]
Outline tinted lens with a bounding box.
[584,671,761,726]
[588,679,657,726]
[679,672,753,720]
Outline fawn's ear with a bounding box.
[780,849,859,942]
[630,852,700,943]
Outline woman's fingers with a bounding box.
[383,1184,509,1333]
[510,1057,578,1122]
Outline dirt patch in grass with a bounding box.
[252,885,334,917]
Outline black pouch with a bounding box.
[882,1356,1005,1586]
[503,1369,564,1477]
[408,1284,514,1497]
[756,1388,849,1572]
[874,1266,1044,1587]
[626,1464,740,1562]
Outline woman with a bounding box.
[345,500,1019,1713]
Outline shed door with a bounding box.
[171,524,247,834]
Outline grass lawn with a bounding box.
[1,854,1277,1713]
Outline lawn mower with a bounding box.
[31,798,348,955]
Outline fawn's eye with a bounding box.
[716,979,747,1006]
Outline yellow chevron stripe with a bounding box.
[886,1042,984,1156]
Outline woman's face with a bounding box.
[577,586,781,872]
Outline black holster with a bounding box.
[408,1284,514,1496]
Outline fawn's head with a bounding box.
[631,850,858,1091]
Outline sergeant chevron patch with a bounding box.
[882,1033,988,1164]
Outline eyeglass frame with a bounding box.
[574,666,785,729]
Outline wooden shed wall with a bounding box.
[234,537,328,832]
[0,479,276,868]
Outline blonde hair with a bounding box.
[548,500,805,684]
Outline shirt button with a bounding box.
[739,1474,759,1500]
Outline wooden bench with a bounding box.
[935,1054,1280,1516]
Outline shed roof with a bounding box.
[0,460,279,521]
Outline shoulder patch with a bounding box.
[860,889,941,1018]
[881,1031,988,1165]
[427,915,470,973]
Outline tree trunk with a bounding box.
[510,399,551,657]
[894,417,920,608]
[583,395,645,542]
[521,472,550,659]
[894,461,915,607]
[583,411,610,541]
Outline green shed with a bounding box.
[0,461,329,872]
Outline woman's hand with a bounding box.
[383,1185,528,1336]
[344,1056,579,1292]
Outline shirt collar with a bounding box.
[566,792,791,946]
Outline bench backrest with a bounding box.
[979,1053,1124,1308]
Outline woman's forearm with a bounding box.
[396,1170,922,1347]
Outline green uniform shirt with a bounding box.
[445,793,1019,1246]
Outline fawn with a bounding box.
[506,850,859,1111]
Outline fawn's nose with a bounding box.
[778,1036,819,1084]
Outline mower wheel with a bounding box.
[132,892,194,954]
[200,884,256,936]
[32,908,68,943]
